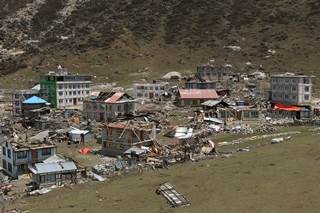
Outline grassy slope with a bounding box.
[2,0,320,90]
[10,126,320,213]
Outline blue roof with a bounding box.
[23,96,48,104]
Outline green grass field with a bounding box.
[8,126,320,213]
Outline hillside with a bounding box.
[1,0,320,88]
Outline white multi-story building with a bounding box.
[271,73,313,105]
[133,82,169,100]
[40,69,92,108]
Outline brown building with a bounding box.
[101,121,154,156]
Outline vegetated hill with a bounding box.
[1,0,320,88]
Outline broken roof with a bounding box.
[92,91,135,103]
[105,92,125,103]
[104,121,153,131]
[69,128,90,135]
[178,89,219,99]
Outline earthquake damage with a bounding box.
[0,62,319,209]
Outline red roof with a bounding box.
[178,89,219,99]
[274,103,301,112]
[105,92,125,103]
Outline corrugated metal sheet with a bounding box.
[31,161,77,174]
[178,89,218,99]
[105,92,125,103]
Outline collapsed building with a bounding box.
[196,64,235,82]
[83,92,136,122]
[133,81,169,100]
[101,121,155,156]
[1,140,56,178]
[185,76,216,89]
[12,88,40,116]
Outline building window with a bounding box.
[2,147,6,156]
[59,92,63,96]
[7,149,11,159]
[292,95,297,100]
[292,86,296,91]
[69,91,72,96]
[58,85,63,89]
[41,148,52,156]
[86,91,90,94]
[117,105,121,111]
[59,99,63,104]
[2,159,7,169]
[86,84,90,88]
[73,91,76,95]
[304,94,310,101]
[17,164,26,172]
[303,78,310,84]
[7,162,12,173]
[17,151,27,159]
[40,175,46,183]
[305,86,310,92]
[284,94,289,99]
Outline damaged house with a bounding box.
[1,140,56,178]
[83,92,136,122]
[185,76,216,89]
[29,158,78,188]
[133,81,169,100]
[196,64,234,82]
[177,89,219,107]
[101,121,154,156]
[12,89,40,116]
[21,96,50,118]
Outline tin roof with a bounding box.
[105,92,125,103]
[29,161,77,174]
[178,89,219,99]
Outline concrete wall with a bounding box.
[1,142,56,178]
[83,101,135,122]
[271,76,312,105]
[133,83,169,100]
[56,81,91,108]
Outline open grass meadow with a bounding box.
[9,126,320,213]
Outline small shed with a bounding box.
[29,161,78,187]
[68,128,94,143]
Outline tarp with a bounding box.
[274,103,301,112]
[79,147,90,155]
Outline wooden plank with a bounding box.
[157,182,190,207]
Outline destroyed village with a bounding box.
[2,1,320,213]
